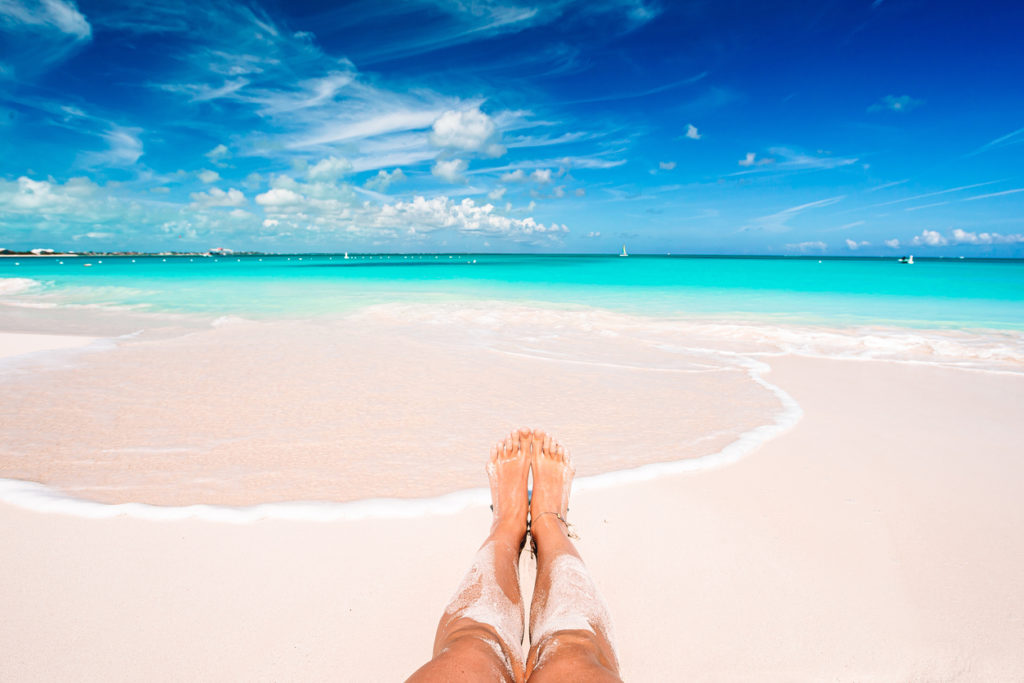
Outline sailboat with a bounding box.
[619,244,628,257]
[898,254,914,264]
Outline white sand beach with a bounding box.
[2,331,1023,680]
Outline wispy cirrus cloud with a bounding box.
[865,180,1001,208]
[743,195,845,232]
[0,0,91,77]
[966,126,1024,157]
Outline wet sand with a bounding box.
[1,315,780,505]
[2,332,1022,680]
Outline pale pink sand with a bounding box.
[0,331,96,358]
[2,354,1022,680]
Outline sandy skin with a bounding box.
[408,429,621,682]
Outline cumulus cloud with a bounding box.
[306,156,352,181]
[951,228,1024,245]
[911,229,947,246]
[586,231,601,237]
[685,124,701,140]
[659,161,676,171]
[430,107,505,157]
[868,94,923,113]
[190,187,246,208]
[198,169,220,183]
[488,187,507,200]
[501,169,526,183]
[262,219,279,228]
[432,158,468,182]
[254,187,304,206]
[530,168,552,184]
[884,238,901,248]
[364,168,406,191]
[845,238,869,250]
[375,195,567,237]
[0,175,98,213]
[738,152,774,167]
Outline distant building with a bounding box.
[208,247,234,255]
[30,248,55,255]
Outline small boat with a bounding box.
[619,244,628,257]
[898,255,914,264]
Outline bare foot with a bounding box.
[529,431,575,533]
[487,428,532,540]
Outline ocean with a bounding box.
[3,253,1024,328]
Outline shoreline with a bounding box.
[2,307,1022,510]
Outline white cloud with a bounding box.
[586,231,601,237]
[80,125,143,167]
[746,195,846,232]
[963,187,1024,202]
[685,124,701,140]
[190,187,246,208]
[884,238,901,248]
[0,175,98,213]
[0,0,91,76]
[262,219,279,228]
[575,188,586,197]
[911,229,947,247]
[254,187,304,206]
[659,161,676,171]
[198,169,220,183]
[501,169,527,183]
[306,156,352,181]
[769,147,857,170]
[951,228,1024,245]
[430,107,505,157]
[432,158,468,182]
[868,94,923,113]
[737,152,771,167]
[205,144,229,162]
[375,195,567,237]
[845,238,869,250]
[786,241,827,252]
[488,187,507,200]
[364,168,406,191]
[530,168,552,184]
[0,0,91,38]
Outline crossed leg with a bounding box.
[407,430,531,683]
[525,432,622,682]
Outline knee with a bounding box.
[433,620,521,681]
[527,630,621,682]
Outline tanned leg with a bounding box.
[407,429,532,683]
[525,432,622,683]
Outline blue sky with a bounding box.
[1,0,1023,255]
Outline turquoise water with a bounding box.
[2,254,1023,330]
